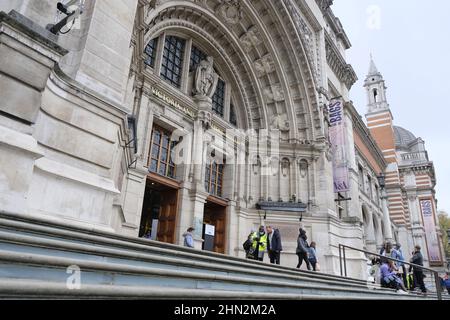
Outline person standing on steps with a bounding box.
[251,226,268,261]
[308,241,318,271]
[410,245,427,294]
[391,243,407,288]
[266,226,283,265]
[296,228,311,271]
[183,227,195,248]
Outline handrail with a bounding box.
[338,244,443,300]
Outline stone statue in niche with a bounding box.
[240,26,262,52]
[194,56,219,99]
[299,160,308,178]
[264,85,285,103]
[217,0,242,25]
[270,113,290,132]
[254,54,275,77]
[281,158,290,177]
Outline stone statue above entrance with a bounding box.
[194,56,219,99]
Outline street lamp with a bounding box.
[377,173,386,190]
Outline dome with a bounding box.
[394,126,416,149]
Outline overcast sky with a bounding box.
[332,0,450,213]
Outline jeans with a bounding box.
[309,259,317,271]
[296,253,311,270]
[268,250,281,265]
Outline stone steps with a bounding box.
[0,211,445,300]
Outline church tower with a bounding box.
[364,56,396,165]
[364,57,408,228]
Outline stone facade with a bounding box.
[0,0,443,281]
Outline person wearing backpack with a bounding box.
[243,232,253,258]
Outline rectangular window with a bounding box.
[212,79,226,117]
[144,38,159,68]
[148,125,176,179]
[189,45,207,72]
[160,36,186,88]
[205,161,224,197]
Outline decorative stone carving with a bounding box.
[240,26,262,52]
[299,160,309,178]
[197,110,212,130]
[254,54,275,77]
[216,0,242,25]
[316,0,334,11]
[325,35,358,89]
[270,114,290,132]
[282,0,319,85]
[193,56,219,99]
[264,85,285,103]
[281,158,290,177]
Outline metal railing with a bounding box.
[338,244,443,300]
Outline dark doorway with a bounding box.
[139,175,179,244]
[202,197,227,254]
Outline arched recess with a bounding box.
[372,215,382,247]
[143,0,320,141]
[362,205,370,244]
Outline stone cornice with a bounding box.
[316,0,352,49]
[325,32,357,89]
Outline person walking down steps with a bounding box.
[296,228,311,271]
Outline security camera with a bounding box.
[46,0,85,35]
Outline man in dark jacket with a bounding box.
[410,245,427,293]
[296,228,311,270]
[266,226,283,265]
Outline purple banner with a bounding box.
[328,100,350,193]
[420,199,443,263]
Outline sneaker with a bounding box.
[397,290,409,295]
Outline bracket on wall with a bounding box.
[335,192,351,203]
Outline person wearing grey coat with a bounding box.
[296,228,311,270]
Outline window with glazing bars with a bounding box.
[205,161,224,197]
[229,103,237,126]
[148,125,176,179]
[190,45,207,72]
[144,37,159,68]
[212,78,225,117]
[160,36,185,88]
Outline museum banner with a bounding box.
[419,199,443,263]
[328,99,350,193]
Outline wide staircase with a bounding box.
[0,211,446,300]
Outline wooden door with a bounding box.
[157,189,178,244]
[203,203,226,254]
[213,207,226,254]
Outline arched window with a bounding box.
[373,89,378,102]
[144,37,159,68]
[144,34,239,126]
[212,78,226,117]
[160,35,186,88]
[189,45,207,72]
